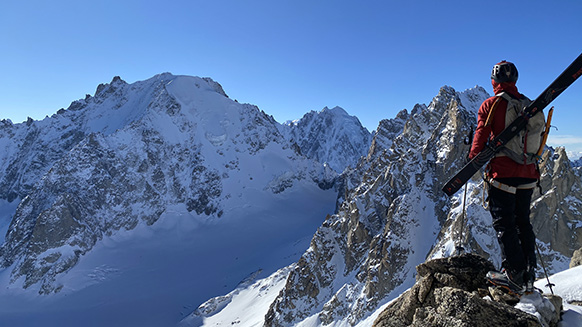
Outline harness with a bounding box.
[487,178,537,194]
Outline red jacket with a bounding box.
[468,80,540,180]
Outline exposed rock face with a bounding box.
[532,147,582,259]
[366,109,409,161]
[373,254,560,327]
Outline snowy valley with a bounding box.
[0,74,581,327]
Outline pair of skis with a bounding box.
[442,52,582,196]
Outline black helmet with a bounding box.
[491,61,518,83]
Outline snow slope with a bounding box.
[535,265,582,326]
[0,186,336,327]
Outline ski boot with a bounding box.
[524,265,536,294]
[486,268,524,297]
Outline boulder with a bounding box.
[373,254,562,327]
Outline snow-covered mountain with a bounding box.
[281,107,373,173]
[0,74,374,326]
[1,76,581,327]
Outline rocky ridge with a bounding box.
[264,85,582,326]
[372,254,561,327]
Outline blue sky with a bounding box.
[1,0,582,155]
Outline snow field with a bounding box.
[0,181,336,327]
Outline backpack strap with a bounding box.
[496,91,514,101]
[485,96,503,127]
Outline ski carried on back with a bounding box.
[443,52,582,196]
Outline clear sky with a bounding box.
[1,0,582,156]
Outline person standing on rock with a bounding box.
[469,60,545,293]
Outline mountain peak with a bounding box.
[282,106,372,173]
[321,106,348,116]
[94,75,128,97]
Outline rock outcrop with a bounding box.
[373,254,561,327]
[570,247,582,268]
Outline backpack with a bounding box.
[494,92,546,164]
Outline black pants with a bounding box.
[488,178,537,277]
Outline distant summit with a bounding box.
[282,105,373,173]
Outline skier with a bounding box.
[469,60,542,293]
